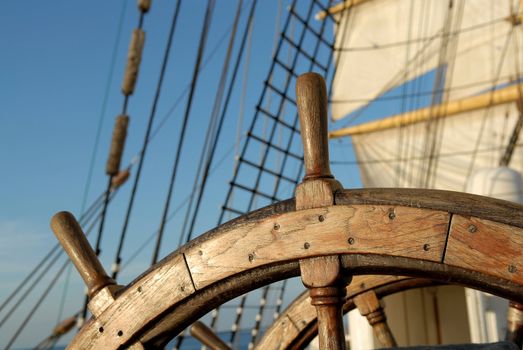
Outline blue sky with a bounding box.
[0,1,363,347]
[1,1,517,348]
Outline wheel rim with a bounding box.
[68,188,523,349]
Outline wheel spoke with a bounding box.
[506,301,523,347]
[354,290,396,347]
[190,321,231,350]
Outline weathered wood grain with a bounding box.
[138,0,151,13]
[336,188,523,228]
[445,215,523,284]
[50,212,115,298]
[300,255,343,288]
[106,115,129,176]
[295,178,341,210]
[257,276,426,350]
[52,316,76,337]
[348,275,407,295]
[69,253,194,349]
[140,261,300,347]
[314,293,347,350]
[506,302,523,347]
[190,321,231,350]
[149,253,521,350]
[121,29,145,96]
[126,341,145,350]
[88,284,121,317]
[295,72,331,181]
[65,189,523,349]
[259,314,303,350]
[184,204,449,290]
[111,169,130,189]
[354,291,397,347]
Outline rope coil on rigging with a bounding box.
[122,28,146,96]
[106,115,130,176]
[138,0,151,13]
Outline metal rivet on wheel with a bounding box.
[388,211,396,220]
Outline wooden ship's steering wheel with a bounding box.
[257,275,440,350]
[258,274,523,350]
[51,73,523,349]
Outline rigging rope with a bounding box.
[5,261,70,350]
[500,1,523,167]
[0,186,121,350]
[0,188,112,327]
[55,267,73,331]
[154,0,215,269]
[423,0,465,189]
[208,0,301,338]
[1,185,101,316]
[3,206,106,349]
[413,0,452,187]
[248,2,287,346]
[4,1,240,346]
[217,0,297,224]
[461,21,515,189]
[331,143,523,165]
[407,0,444,187]
[109,0,169,280]
[247,285,271,349]
[43,0,247,283]
[135,0,183,266]
[228,0,335,344]
[182,0,254,246]
[0,247,64,330]
[148,13,248,143]
[176,0,244,252]
[336,15,510,52]
[329,76,523,103]
[79,1,128,215]
[231,3,255,198]
[394,0,417,187]
[78,0,149,321]
[122,140,241,270]
[193,0,337,341]
[339,20,452,129]
[80,115,130,324]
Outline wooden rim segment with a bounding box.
[256,275,440,350]
[69,189,523,349]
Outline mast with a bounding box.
[329,0,521,122]
[315,0,372,20]
[327,1,523,347]
[330,83,523,137]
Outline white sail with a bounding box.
[332,0,447,120]
[445,1,522,102]
[346,99,522,349]
[332,0,522,121]
[329,1,523,348]
[351,101,522,191]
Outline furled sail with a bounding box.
[350,101,522,190]
[331,0,523,121]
